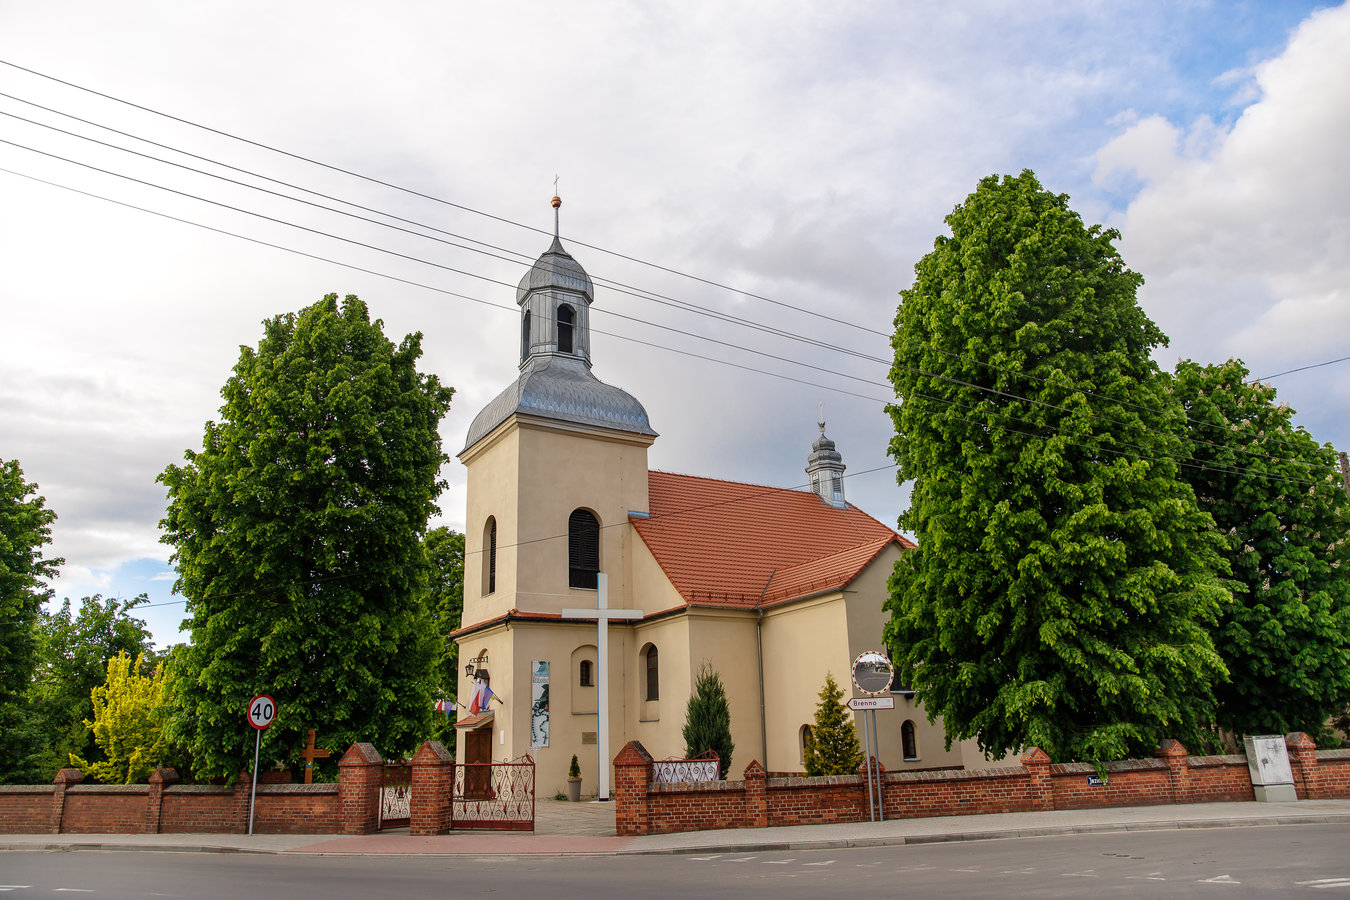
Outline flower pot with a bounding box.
[566,776,582,802]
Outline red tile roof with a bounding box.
[631,471,913,608]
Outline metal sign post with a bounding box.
[246,694,276,836]
[851,651,894,823]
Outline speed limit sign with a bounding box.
[247,694,276,730]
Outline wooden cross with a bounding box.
[299,729,330,784]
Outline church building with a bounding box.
[452,199,993,794]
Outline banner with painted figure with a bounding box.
[531,660,550,748]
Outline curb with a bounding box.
[4,813,1348,858]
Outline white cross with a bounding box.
[562,573,642,800]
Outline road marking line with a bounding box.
[764,859,794,864]
[728,856,757,863]
[803,860,836,867]
[1297,879,1350,889]
[1127,873,1167,881]
[951,867,979,872]
[53,890,95,894]
[1198,875,1240,884]
[1062,870,1098,878]
[1000,868,1036,875]
[689,856,721,861]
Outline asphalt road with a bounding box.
[1,824,1345,898]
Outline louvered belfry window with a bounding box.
[568,508,599,589]
[557,305,575,354]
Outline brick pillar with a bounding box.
[1286,732,1320,799]
[1158,739,1191,804]
[146,767,179,834]
[1020,747,1052,811]
[49,767,83,834]
[232,771,254,833]
[410,741,454,836]
[744,760,768,828]
[338,742,384,835]
[612,741,653,836]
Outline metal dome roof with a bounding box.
[462,354,657,452]
[516,236,593,305]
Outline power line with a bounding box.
[3,59,1316,452]
[1249,355,1350,383]
[4,130,1333,482]
[5,160,1337,491]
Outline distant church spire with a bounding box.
[806,415,847,508]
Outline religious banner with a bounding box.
[530,660,550,748]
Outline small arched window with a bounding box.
[521,310,531,359]
[557,305,575,354]
[568,508,599,589]
[799,724,813,766]
[644,645,659,701]
[902,720,918,760]
[483,517,497,595]
[579,659,593,687]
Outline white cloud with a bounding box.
[1096,4,1350,374]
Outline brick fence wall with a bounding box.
[613,733,1350,836]
[0,748,371,835]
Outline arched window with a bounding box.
[644,645,659,701]
[557,304,575,354]
[799,724,813,766]
[483,517,497,595]
[902,720,918,760]
[521,310,531,359]
[568,508,599,589]
[579,659,593,687]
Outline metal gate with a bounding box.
[378,760,412,830]
[451,754,534,831]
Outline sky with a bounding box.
[2,1,1347,649]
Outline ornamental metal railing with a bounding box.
[379,760,412,830]
[651,750,720,784]
[451,754,535,831]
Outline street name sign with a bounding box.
[848,696,895,710]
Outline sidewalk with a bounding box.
[3,799,1348,857]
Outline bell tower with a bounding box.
[806,418,847,508]
[518,196,594,368]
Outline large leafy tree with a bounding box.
[0,459,62,783]
[30,595,157,779]
[682,663,734,778]
[803,672,863,776]
[160,294,453,779]
[424,526,464,748]
[884,171,1229,764]
[1171,359,1350,738]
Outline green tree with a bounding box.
[72,652,173,784]
[682,662,733,777]
[159,294,454,780]
[884,171,1229,764]
[1171,358,1350,737]
[29,595,158,779]
[0,459,62,784]
[803,672,863,776]
[424,526,464,749]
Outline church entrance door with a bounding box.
[464,726,492,800]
